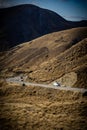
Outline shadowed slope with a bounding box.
[0,4,87,51]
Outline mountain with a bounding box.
[0,27,87,88]
[0,4,87,51]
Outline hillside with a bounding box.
[0,81,87,130]
[0,4,87,51]
[0,27,87,88]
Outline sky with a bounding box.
[0,0,87,21]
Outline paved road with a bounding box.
[6,77,87,93]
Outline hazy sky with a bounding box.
[0,0,87,21]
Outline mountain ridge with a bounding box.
[0,4,87,51]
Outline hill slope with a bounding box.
[0,27,87,88]
[0,4,87,51]
[0,81,87,130]
[0,27,87,129]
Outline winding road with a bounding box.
[6,77,87,93]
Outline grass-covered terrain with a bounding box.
[0,81,87,130]
[0,27,87,130]
[0,27,87,88]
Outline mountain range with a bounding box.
[0,4,87,51]
[0,4,87,129]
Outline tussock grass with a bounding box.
[0,83,87,130]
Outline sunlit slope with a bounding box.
[0,27,87,88]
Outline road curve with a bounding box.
[6,78,87,93]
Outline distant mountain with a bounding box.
[0,4,87,51]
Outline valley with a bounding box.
[0,4,87,130]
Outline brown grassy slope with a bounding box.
[0,27,87,69]
[0,27,87,87]
[0,82,87,130]
[28,38,87,85]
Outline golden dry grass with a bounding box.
[0,82,87,130]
